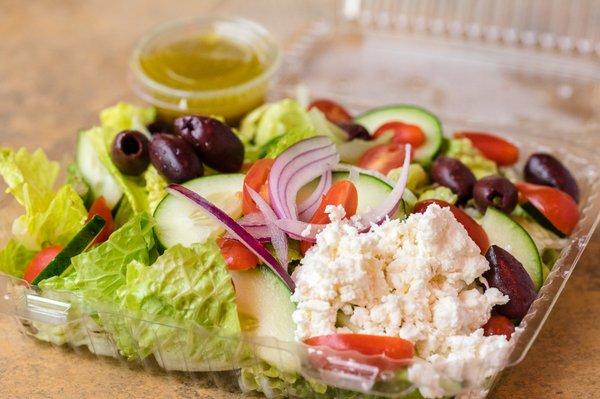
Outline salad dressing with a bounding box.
[140,33,266,91]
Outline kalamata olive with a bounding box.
[149,134,203,183]
[174,116,244,173]
[524,153,579,203]
[110,130,150,176]
[431,156,476,203]
[337,122,371,141]
[146,120,174,135]
[473,176,518,213]
[483,245,537,320]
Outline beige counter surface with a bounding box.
[1,1,599,398]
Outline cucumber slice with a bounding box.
[154,174,245,249]
[32,215,106,285]
[76,130,123,208]
[355,105,443,166]
[230,265,298,373]
[480,207,543,290]
[297,171,409,218]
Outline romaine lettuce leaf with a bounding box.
[443,138,497,179]
[99,102,156,134]
[417,186,458,204]
[0,239,36,278]
[238,99,344,160]
[144,165,167,214]
[115,242,241,367]
[0,147,88,251]
[0,147,59,209]
[388,164,429,193]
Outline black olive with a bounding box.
[174,115,244,173]
[149,134,204,183]
[337,122,371,141]
[524,153,579,203]
[484,245,537,320]
[473,176,518,214]
[110,130,150,176]
[431,156,476,203]
[146,120,175,135]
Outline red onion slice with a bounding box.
[246,186,289,265]
[298,170,332,222]
[225,225,271,243]
[274,218,327,242]
[269,137,335,219]
[237,212,266,227]
[167,184,295,291]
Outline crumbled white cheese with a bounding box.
[292,204,511,398]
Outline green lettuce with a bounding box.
[144,165,167,214]
[444,138,498,179]
[418,186,458,204]
[115,243,241,368]
[240,361,422,399]
[238,99,345,160]
[0,240,36,278]
[99,102,156,133]
[388,164,429,193]
[0,147,88,252]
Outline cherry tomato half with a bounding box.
[357,143,409,175]
[515,182,579,235]
[217,238,259,271]
[413,199,490,253]
[300,180,358,254]
[454,132,519,166]
[242,158,275,215]
[23,245,62,284]
[305,334,414,372]
[482,315,515,340]
[307,99,352,124]
[88,196,114,243]
[373,121,426,148]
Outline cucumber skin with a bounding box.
[32,215,106,285]
[355,104,444,166]
[481,207,543,289]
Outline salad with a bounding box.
[0,98,580,398]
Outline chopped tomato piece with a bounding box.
[413,199,490,253]
[483,315,515,340]
[88,196,113,243]
[300,180,358,254]
[373,121,426,148]
[357,143,409,175]
[307,99,352,124]
[243,158,275,215]
[515,182,579,235]
[454,131,519,166]
[23,245,62,284]
[217,238,259,270]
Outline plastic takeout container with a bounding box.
[2,1,600,397]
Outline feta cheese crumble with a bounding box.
[292,204,512,398]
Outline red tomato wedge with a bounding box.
[515,182,579,235]
[217,238,259,270]
[300,180,358,254]
[23,245,62,284]
[357,143,409,175]
[413,199,490,253]
[242,158,275,215]
[482,315,515,340]
[307,99,352,124]
[88,196,113,243]
[305,334,414,372]
[454,132,519,166]
[373,121,426,148]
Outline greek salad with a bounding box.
[0,98,580,398]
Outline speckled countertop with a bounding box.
[1,1,599,398]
